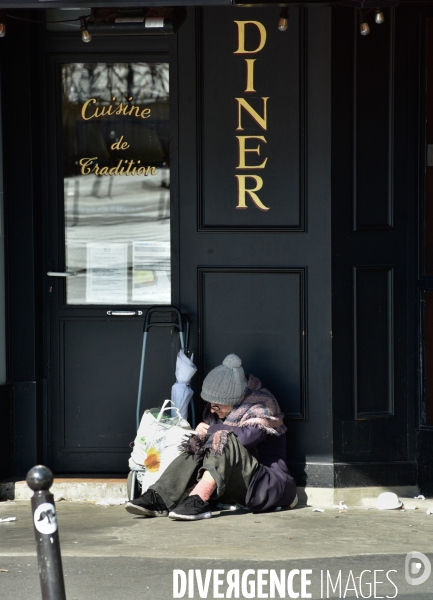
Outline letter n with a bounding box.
[236,98,269,131]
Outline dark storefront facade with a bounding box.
[0,0,432,494]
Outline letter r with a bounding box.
[235,175,270,211]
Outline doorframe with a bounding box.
[38,28,181,470]
[412,7,433,494]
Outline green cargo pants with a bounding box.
[151,432,258,509]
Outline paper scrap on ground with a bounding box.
[216,503,250,511]
[0,517,16,522]
[415,495,426,500]
[426,507,433,515]
[216,503,238,511]
[333,501,348,510]
[96,498,128,506]
[0,569,9,572]
[312,508,325,512]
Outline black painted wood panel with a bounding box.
[354,10,395,231]
[198,268,306,418]
[354,266,394,417]
[53,320,178,471]
[331,6,412,471]
[3,0,231,5]
[0,385,11,478]
[180,7,333,481]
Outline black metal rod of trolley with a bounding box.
[26,465,67,600]
[136,305,192,431]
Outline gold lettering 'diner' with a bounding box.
[233,20,270,211]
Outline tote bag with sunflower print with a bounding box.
[129,400,193,491]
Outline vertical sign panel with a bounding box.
[199,7,306,230]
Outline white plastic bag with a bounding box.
[129,399,193,492]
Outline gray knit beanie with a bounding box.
[201,354,247,405]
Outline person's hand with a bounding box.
[195,422,210,436]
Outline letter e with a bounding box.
[301,570,312,599]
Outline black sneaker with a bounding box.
[169,495,212,521]
[125,489,168,517]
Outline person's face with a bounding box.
[209,403,233,419]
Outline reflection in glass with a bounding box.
[62,62,170,304]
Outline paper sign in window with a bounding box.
[132,241,170,303]
[86,243,128,303]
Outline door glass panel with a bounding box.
[62,62,170,304]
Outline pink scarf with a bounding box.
[181,375,286,457]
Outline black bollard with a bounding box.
[26,465,67,600]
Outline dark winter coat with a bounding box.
[206,376,297,512]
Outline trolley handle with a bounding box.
[143,306,190,355]
[143,306,183,333]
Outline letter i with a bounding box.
[244,59,256,93]
[320,570,323,598]
[188,569,194,599]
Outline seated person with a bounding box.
[125,353,297,521]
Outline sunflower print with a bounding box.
[144,447,161,472]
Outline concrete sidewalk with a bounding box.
[1,498,433,599]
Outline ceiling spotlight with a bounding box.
[80,16,92,43]
[278,8,289,32]
[0,23,5,38]
[375,10,385,24]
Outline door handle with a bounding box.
[107,311,143,316]
[47,271,77,277]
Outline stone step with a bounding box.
[0,478,421,506]
[0,478,128,502]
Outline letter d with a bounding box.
[173,570,187,598]
[405,552,432,586]
[110,135,124,150]
[234,21,267,54]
